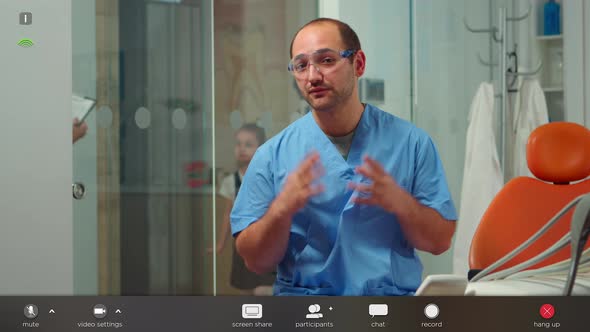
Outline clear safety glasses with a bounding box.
[287,48,356,78]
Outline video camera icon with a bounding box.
[93,304,107,319]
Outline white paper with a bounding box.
[71,94,95,121]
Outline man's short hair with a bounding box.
[289,18,361,59]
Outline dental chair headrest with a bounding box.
[527,122,590,184]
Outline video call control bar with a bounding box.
[1,296,587,331]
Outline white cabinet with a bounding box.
[535,34,564,121]
[562,0,585,125]
[525,0,585,124]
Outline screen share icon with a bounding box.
[242,304,262,319]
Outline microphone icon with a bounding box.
[24,304,38,319]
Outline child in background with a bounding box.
[216,123,274,295]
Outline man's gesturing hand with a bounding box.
[275,151,325,216]
[349,155,407,214]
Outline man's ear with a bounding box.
[354,50,366,77]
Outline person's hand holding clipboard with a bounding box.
[72,95,96,143]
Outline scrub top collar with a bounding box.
[307,103,370,169]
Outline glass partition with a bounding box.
[72,0,317,296]
[73,0,214,295]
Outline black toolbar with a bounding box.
[1,296,587,331]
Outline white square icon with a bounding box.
[369,304,388,317]
[242,304,262,319]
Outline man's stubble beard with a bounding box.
[304,71,356,113]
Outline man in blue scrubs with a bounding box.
[230,18,457,295]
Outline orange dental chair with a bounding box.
[416,122,590,296]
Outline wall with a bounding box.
[0,0,73,295]
[325,0,412,120]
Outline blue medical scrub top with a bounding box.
[231,104,457,296]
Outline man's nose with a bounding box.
[306,63,323,82]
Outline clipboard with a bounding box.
[72,95,97,124]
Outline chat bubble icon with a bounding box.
[369,304,388,318]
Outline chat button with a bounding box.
[369,304,388,318]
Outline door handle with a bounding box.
[72,182,86,200]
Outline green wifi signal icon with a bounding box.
[17,38,34,48]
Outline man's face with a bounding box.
[291,23,357,112]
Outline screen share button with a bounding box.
[232,304,272,329]
[242,304,262,319]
